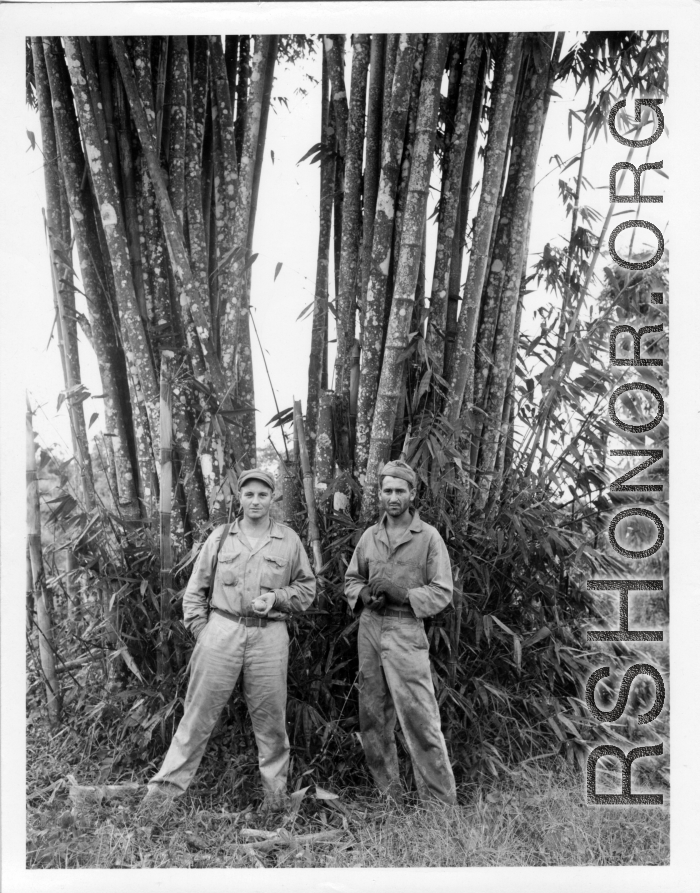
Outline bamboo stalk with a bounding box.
[473,35,554,513]
[427,35,482,371]
[225,36,239,102]
[323,35,349,156]
[64,38,162,474]
[314,389,335,491]
[158,351,174,679]
[217,36,273,399]
[167,36,188,233]
[354,34,419,479]
[361,34,448,520]
[155,37,169,159]
[280,457,302,526]
[333,34,371,400]
[235,36,250,168]
[348,339,361,455]
[113,64,150,324]
[306,50,334,468]
[113,38,248,460]
[27,397,61,725]
[390,34,425,281]
[239,36,279,460]
[192,36,210,161]
[44,216,96,513]
[26,543,34,632]
[293,401,323,574]
[358,33,386,327]
[444,34,524,428]
[209,34,239,366]
[33,39,96,513]
[444,47,487,381]
[44,38,139,518]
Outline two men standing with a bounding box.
[145,461,456,809]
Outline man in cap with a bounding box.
[143,468,315,812]
[345,459,457,805]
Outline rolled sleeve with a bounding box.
[272,538,316,614]
[406,532,453,619]
[344,533,369,611]
[182,527,224,634]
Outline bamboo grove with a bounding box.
[26,33,668,784]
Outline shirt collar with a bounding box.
[229,517,283,538]
[376,508,422,543]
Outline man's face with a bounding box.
[379,476,415,519]
[239,481,273,521]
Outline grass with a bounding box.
[26,720,669,869]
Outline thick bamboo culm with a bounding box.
[314,390,334,491]
[293,400,323,574]
[26,397,61,725]
[158,350,174,678]
[280,457,302,526]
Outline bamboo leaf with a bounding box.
[189,379,214,398]
[88,412,99,429]
[513,636,522,674]
[523,626,551,648]
[115,646,144,682]
[296,300,315,321]
[561,154,581,173]
[208,245,246,280]
[243,252,259,271]
[270,149,275,165]
[274,262,283,281]
[314,785,339,801]
[297,142,322,165]
[266,406,294,426]
[26,129,36,151]
[491,614,516,638]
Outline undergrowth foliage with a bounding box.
[28,425,646,798]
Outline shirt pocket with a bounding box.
[216,554,241,588]
[261,554,289,589]
[392,558,424,590]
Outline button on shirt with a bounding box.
[344,510,453,619]
[183,519,316,637]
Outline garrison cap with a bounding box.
[379,460,416,487]
[238,468,276,491]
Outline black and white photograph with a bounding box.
[1,2,698,891]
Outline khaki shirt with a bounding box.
[183,518,316,637]
[344,510,453,619]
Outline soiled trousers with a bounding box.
[150,612,289,799]
[358,609,457,805]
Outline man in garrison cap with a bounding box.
[345,459,457,805]
[143,469,315,813]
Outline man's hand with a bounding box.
[370,579,409,607]
[192,620,208,640]
[252,592,276,616]
[360,585,385,612]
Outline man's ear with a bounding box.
[409,488,417,501]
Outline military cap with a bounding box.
[379,459,416,487]
[238,468,276,491]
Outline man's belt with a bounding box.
[377,606,416,619]
[212,606,279,628]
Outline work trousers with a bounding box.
[358,609,457,805]
[150,612,290,800]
